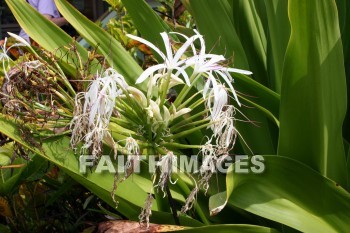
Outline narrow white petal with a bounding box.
[169,74,184,88]
[193,29,206,56]
[174,108,192,119]
[150,100,162,121]
[227,67,253,75]
[203,79,211,99]
[8,32,30,47]
[171,31,197,55]
[173,34,201,63]
[136,64,166,84]
[160,32,173,64]
[127,34,166,61]
[216,70,241,106]
[174,67,191,86]
[163,105,171,124]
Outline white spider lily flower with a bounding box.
[71,68,125,157]
[84,76,118,128]
[186,54,226,74]
[155,151,178,197]
[127,32,201,86]
[181,30,251,108]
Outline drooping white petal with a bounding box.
[211,85,228,121]
[155,151,178,196]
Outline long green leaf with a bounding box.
[172,224,280,233]
[122,0,173,57]
[5,0,95,76]
[278,0,348,187]
[264,0,290,93]
[230,0,268,86]
[0,114,147,216]
[55,0,144,84]
[0,114,203,226]
[188,0,279,155]
[210,156,350,233]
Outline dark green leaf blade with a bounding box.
[278,0,348,187]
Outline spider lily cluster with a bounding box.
[69,30,251,224]
[1,30,251,227]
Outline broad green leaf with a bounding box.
[172,224,280,233]
[264,0,290,93]
[0,143,27,195]
[0,114,202,226]
[5,0,97,76]
[210,156,350,233]
[234,73,280,121]
[230,0,268,86]
[188,0,248,69]
[0,144,12,166]
[278,0,348,187]
[336,0,350,142]
[0,113,150,217]
[188,0,278,155]
[122,0,173,58]
[55,0,144,84]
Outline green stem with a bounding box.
[188,97,205,111]
[173,73,200,108]
[168,122,212,140]
[172,118,210,133]
[160,142,202,149]
[177,90,201,110]
[159,71,173,111]
[170,109,209,130]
